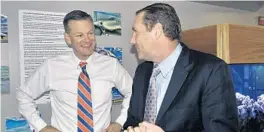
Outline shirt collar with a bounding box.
[71,51,95,69]
[156,43,183,78]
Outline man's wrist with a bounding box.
[34,118,47,132]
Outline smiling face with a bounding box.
[130,12,157,61]
[64,19,96,60]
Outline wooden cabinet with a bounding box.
[182,24,264,64]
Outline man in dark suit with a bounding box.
[124,3,239,132]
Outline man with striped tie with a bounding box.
[17,10,133,132]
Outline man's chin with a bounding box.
[84,49,94,54]
[137,54,146,61]
[80,51,93,57]
[137,54,142,59]
[86,52,94,56]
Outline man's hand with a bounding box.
[104,122,122,132]
[125,126,145,132]
[125,122,164,132]
[139,122,164,132]
[40,125,60,132]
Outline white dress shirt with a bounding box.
[155,43,182,114]
[16,51,133,132]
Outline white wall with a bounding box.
[1,1,260,131]
[256,4,264,16]
[251,4,264,24]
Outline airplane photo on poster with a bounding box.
[93,11,121,36]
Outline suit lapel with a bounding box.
[156,44,195,123]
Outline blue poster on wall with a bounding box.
[6,117,32,132]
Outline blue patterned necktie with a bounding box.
[144,64,161,123]
[77,61,94,132]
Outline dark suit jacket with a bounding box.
[124,43,239,132]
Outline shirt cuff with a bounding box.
[33,118,47,132]
[115,115,127,127]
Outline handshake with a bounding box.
[124,122,164,132]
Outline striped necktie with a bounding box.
[77,61,94,132]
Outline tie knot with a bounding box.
[79,61,87,69]
[152,64,161,77]
[153,64,158,68]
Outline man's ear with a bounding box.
[64,32,72,48]
[152,23,163,39]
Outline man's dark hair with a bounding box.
[63,10,93,33]
[136,3,182,40]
